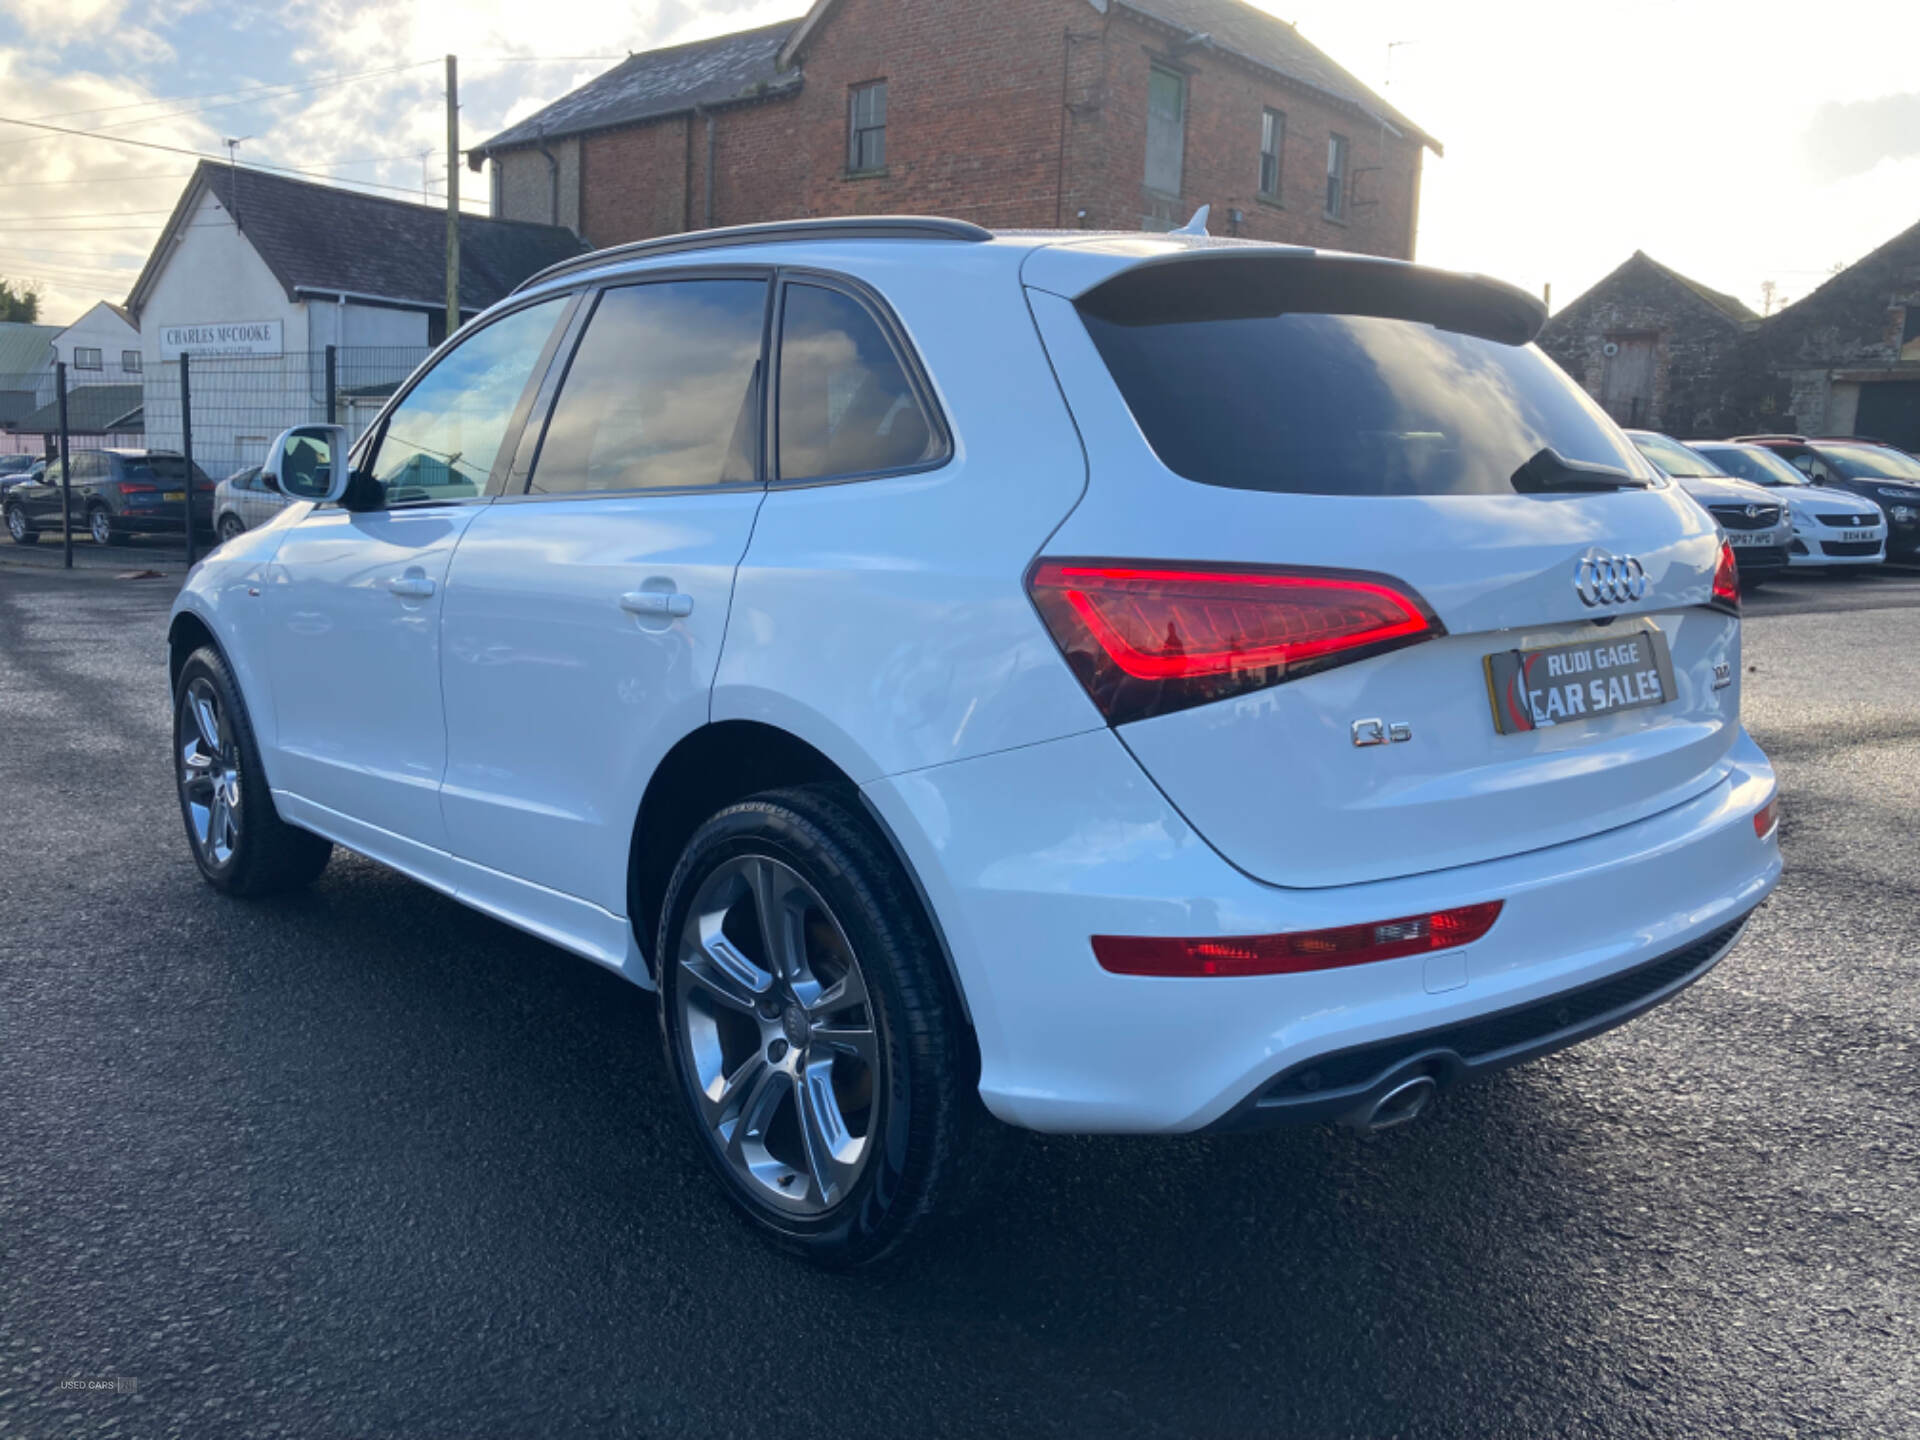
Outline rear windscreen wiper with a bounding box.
[1510,447,1653,495]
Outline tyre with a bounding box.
[173,645,333,896]
[5,505,36,545]
[217,513,246,545]
[656,784,1007,1267]
[87,505,115,546]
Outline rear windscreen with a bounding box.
[1079,308,1645,497]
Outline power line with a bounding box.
[21,61,440,127]
[0,113,451,200]
[0,207,177,221]
[0,169,195,189]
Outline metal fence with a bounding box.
[0,346,428,569]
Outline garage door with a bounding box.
[1854,381,1920,453]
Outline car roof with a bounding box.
[507,215,1546,344]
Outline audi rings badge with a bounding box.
[1574,552,1648,607]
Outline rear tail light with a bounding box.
[116,482,157,495]
[1753,794,1779,839]
[1093,901,1504,978]
[1028,560,1442,725]
[1710,539,1740,613]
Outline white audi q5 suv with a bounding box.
[168,219,1782,1265]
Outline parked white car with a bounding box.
[1689,441,1888,568]
[166,219,1782,1264]
[212,464,295,544]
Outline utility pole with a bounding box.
[445,54,460,340]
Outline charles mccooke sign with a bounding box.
[158,320,283,360]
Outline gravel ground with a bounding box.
[0,564,1915,1440]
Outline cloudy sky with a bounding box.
[0,0,1914,325]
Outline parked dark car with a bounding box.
[0,455,39,498]
[4,449,215,547]
[1733,434,1920,561]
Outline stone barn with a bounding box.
[1537,251,1757,435]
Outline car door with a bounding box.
[263,294,573,852]
[438,273,770,916]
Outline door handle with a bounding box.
[620,590,694,619]
[388,575,436,599]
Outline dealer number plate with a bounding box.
[1484,626,1677,735]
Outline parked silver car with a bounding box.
[212,465,294,543]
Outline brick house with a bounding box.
[471,0,1439,260]
[1536,251,1758,435]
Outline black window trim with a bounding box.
[767,266,953,490]
[1258,107,1285,202]
[345,288,585,512]
[847,79,888,176]
[497,263,777,505]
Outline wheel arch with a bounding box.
[167,609,222,694]
[628,719,972,1025]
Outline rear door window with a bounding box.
[1077,273,1643,497]
[775,282,943,482]
[529,278,767,495]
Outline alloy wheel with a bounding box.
[674,854,881,1217]
[219,515,244,544]
[89,509,112,546]
[5,507,24,541]
[178,678,242,866]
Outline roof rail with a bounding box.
[514,216,996,293]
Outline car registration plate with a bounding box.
[1728,530,1774,547]
[163,490,185,502]
[1483,626,1677,735]
[1841,529,1875,543]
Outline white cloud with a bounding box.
[1,0,1916,326]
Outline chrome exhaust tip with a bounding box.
[1361,1074,1437,1133]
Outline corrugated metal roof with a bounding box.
[0,323,58,378]
[474,22,800,156]
[11,382,144,435]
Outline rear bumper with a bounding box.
[866,726,1780,1133]
[1204,911,1751,1131]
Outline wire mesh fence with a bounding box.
[0,346,428,569]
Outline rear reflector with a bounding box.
[1093,901,1503,978]
[1711,540,1740,613]
[1029,560,1441,725]
[1753,795,1779,839]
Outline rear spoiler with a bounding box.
[1070,249,1547,347]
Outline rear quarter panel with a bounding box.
[713,242,1103,780]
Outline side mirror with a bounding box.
[264,424,350,503]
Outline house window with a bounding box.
[1325,133,1349,219]
[1145,65,1187,196]
[74,346,103,371]
[848,81,887,173]
[1259,108,1285,200]
[122,350,142,373]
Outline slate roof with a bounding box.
[127,162,587,319]
[473,22,801,157]
[772,0,1437,153]
[1106,0,1440,153]
[11,382,144,435]
[1633,251,1758,324]
[0,322,58,377]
